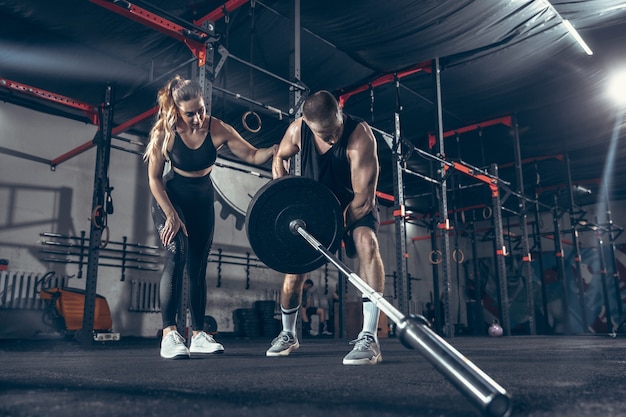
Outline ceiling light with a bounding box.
[562,20,593,56]
[608,68,626,106]
[573,185,592,194]
[543,1,593,55]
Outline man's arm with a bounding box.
[272,119,302,179]
[211,117,277,165]
[345,122,379,228]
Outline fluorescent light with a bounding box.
[543,1,593,56]
[562,19,593,55]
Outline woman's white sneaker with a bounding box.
[189,331,225,354]
[160,330,190,359]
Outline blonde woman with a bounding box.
[144,76,276,359]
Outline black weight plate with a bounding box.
[246,176,343,274]
[203,315,218,334]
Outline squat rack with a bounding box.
[338,57,563,337]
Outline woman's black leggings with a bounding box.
[151,170,215,331]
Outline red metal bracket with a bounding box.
[393,206,406,218]
[51,140,98,168]
[1,78,99,125]
[376,191,394,202]
[444,160,499,197]
[437,219,452,230]
[112,106,157,136]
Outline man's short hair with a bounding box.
[302,90,340,126]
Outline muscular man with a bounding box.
[266,90,385,365]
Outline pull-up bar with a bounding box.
[427,115,512,149]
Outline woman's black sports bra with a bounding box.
[167,130,217,172]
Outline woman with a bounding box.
[144,76,276,359]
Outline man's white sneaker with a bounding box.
[189,331,225,354]
[342,332,382,365]
[160,330,190,359]
[266,331,299,357]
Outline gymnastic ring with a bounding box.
[90,205,107,229]
[100,225,110,249]
[482,206,493,220]
[453,249,465,264]
[429,250,442,265]
[242,111,261,133]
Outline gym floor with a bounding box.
[1,334,625,417]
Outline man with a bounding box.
[301,278,332,337]
[267,90,385,365]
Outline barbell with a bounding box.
[245,176,512,417]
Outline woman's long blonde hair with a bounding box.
[143,75,204,162]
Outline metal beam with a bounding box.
[338,62,431,107]
[0,78,98,124]
[432,58,453,338]
[512,114,536,335]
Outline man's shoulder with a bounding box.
[284,118,305,139]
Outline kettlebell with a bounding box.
[488,319,503,337]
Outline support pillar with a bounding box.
[512,115,536,334]
[391,80,409,315]
[552,195,572,334]
[79,84,115,345]
[533,163,550,333]
[565,153,588,331]
[289,0,302,176]
[596,229,613,333]
[606,210,624,321]
[489,164,511,336]
[432,58,453,337]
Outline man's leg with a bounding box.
[317,307,333,335]
[266,273,306,356]
[343,226,385,365]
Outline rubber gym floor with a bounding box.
[1,333,625,417]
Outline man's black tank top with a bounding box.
[168,128,217,172]
[299,114,361,209]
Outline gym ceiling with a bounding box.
[1,0,626,215]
